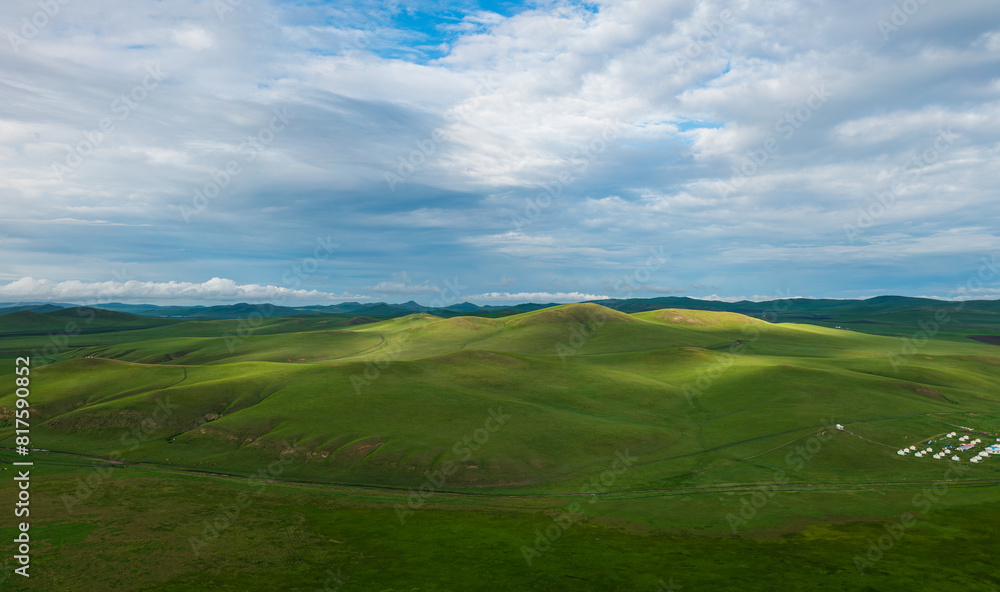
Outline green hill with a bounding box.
[4,303,1000,492]
[3,302,1000,591]
[0,310,69,333]
[0,307,179,337]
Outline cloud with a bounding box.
[643,285,688,294]
[0,277,373,304]
[173,26,214,51]
[695,294,803,303]
[483,275,516,287]
[364,272,442,295]
[0,277,614,306]
[1,0,999,302]
[468,291,609,303]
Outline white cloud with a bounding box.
[1,0,999,301]
[469,291,609,302]
[977,30,1000,52]
[0,277,615,306]
[643,285,688,294]
[484,275,517,287]
[173,26,214,51]
[0,277,373,304]
[696,294,800,303]
[364,272,442,295]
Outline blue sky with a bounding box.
[0,0,999,305]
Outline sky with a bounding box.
[1,0,998,306]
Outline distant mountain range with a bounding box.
[0,300,556,319]
[1,295,998,321]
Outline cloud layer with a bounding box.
[0,277,607,305]
[1,0,998,303]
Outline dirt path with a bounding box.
[13,446,1000,501]
[12,409,998,500]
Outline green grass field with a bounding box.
[2,303,999,590]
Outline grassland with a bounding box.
[2,302,999,590]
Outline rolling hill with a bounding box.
[2,302,1000,591]
[4,303,1000,492]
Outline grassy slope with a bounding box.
[3,303,1000,490]
[3,459,998,591]
[2,303,1000,590]
[0,308,179,336]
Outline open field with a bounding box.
[2,302,1000,590]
